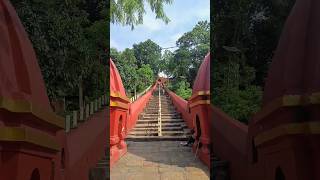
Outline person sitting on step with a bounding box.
[180,129,195,146]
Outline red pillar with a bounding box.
[109,59,130,167]
[0,1,65,179]
[189,91,211,167]
[188,53,211,167]
[110,92,130,166]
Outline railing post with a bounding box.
[90,101,94,115]
[158,85,162,136]
[72,110,78,128]
[79,107,84,122]
[85,104,90,119]
[65,115,71,132]
[98,97,101,109]
[94,99,98,112]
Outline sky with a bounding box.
[110,0,210,52]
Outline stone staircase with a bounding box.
[127,87,191,141]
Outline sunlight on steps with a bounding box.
[127,86,191,141]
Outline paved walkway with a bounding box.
[111,141,210,180]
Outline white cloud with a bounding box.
[170,32,183,42]
[110,0,210,51]
[138,15,165,32]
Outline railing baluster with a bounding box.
[85,104,90,119]
[66,115,71,132]
[158,85,162,136]
[79,107,84,122]
[72,110,78,128]
[90,102,94,115]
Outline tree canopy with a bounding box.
[110,47,155,96]
[111,0,173,29]
[163,21,210,99]
[212,0,295,123]
[12,0,108,113]
[133,39,162,76]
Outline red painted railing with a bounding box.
[165,88,192,128]
[162,53,211,167]
[210,106,248,180]
[126,84,157,134]
[63,109,108,180]
[109,59,157,166]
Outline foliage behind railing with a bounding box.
[130,85,152,102]
[64,94,108,132]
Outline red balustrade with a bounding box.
[164,53,211,167]
[210,106,248,180]
[109,59,130,166]
[126,84,157,134]
[165,89,192,128]
[0,1,64,179]
[109,58,157,166]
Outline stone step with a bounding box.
[141,112,179,115]
[140,116,182,119]
[137,119,184,123]
[129,131,159,136]
[134,122,186,128]
[126,136,189,141]
[144,108,173,110]
[144,110,177,113]
[133,126,183,131]
[128,131,188,137]
[141,115,181,119]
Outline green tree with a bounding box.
[116,48,139,96]
[111,0,173,29]
[212,0,295,122]
[163,21,210,90]
[133,39,162,75]
[12,0,108,112]
[174,79,192,100]
[137,64,154,92]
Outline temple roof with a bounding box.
[263,0,320,105]
[0,0,51,111]
[192,52,210,94]
[110,58,127,97]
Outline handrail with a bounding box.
[158,85,162,136]
[130,85,152,102]
[65,94,108,132]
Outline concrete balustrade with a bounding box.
[98,97,102,109]
[72,110,78,128]
[94,99,98,111]
[100,96,103,106]
[130,85,152,103]
[66,115,71,132]
[64,94,106,133]
[79,107,84,122]
[86,104,90,119]
[90,102,94,114]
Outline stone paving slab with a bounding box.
[111,141,209,180]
